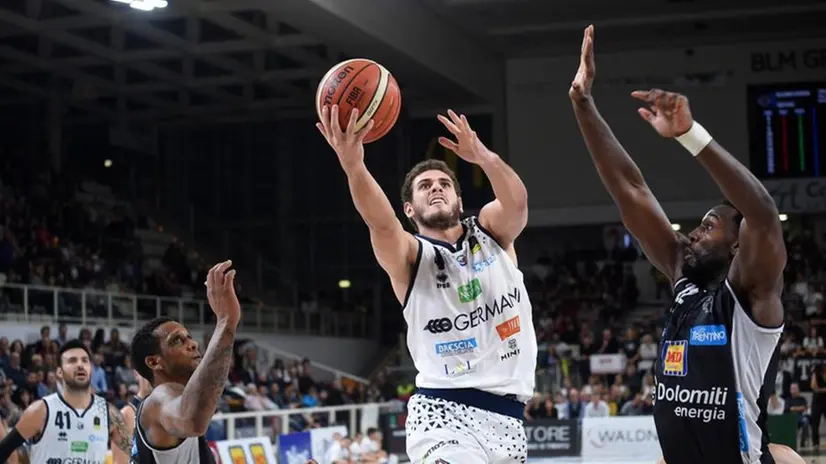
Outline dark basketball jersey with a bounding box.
[132,400,215,464]
[654,278,782,464]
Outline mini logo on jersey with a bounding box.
[70,441,88,453]
[93,416,101,430]
[444,361,475,378]
[662,340,688,377]
[496,316,521,340]
[690,325,728,346]
[457,278,482,303]
[434,250,450,289]
[435,338,478,356]
[469,236,482,254]
[500,337,520,361]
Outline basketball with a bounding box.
[315,58,402,144]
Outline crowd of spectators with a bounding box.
[0,323,399,444]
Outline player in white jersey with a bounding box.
[318,105,536,463]
[0,339,133,464]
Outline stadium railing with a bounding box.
[212,401,400,439]
[0,283,368,338]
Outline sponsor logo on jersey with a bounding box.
[499,338,520,361]
[434,250,450,289]
[457,278,482,303]
[70,441,88,453]
[435,338,478,356]
[88,434,107,443]
[496,316,521,340]
[57,431,68,442]
[46,459,104,464]
[423,440,459,460]
[444,361,475,378]
[424,318,453,334]
[469,236,482,254]
[454,252,496,273]
[662,340,688,377]
[737,392,750,451]
[456,253,468,266]
[689,325,728,346]
[93,416,101,431]
[674,282,700,305]
[422,288,522,334]
[656,383,728,422]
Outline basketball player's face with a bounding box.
[682,206,738,285]
[57,348,92,391]
[405,170,461,230]
[153,322,202,381]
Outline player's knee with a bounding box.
[769,443,805,464]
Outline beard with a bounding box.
[63,376,91,392]
[681,249,730,287]
[413,202,461,231]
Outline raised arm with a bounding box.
[437,110,528,255]
[569,26,680,281]
[142,262,239,441]
[632,89,786,327]
[317,105,418,302]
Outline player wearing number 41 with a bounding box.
[0,340,134,464]
[317,105,537,463]
[569,25,803,464]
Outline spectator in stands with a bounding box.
[584,392,610,417]
[784,383,809,448]
[620,394,645,416]
[564,388,584,419]
[802,326,824,356]
[90,352,107,394]
[4,353,25,389]
[37,371,57,398]
[637,334,658,374]
[55,323,69,347]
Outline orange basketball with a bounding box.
[315,58,402,144]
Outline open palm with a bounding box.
[631,89,694,138]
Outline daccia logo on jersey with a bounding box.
[662,340,688,377]
[496,316,520,340]
[435,338,478,357]
[690,325,728,346]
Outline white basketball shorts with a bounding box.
[405,393,527,464]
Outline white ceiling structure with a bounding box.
[423,0,826,57]
[0,0,500,125]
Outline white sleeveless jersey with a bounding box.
[403,217,537,401]
[29,392,110,464]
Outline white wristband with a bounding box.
[675,121,713,157]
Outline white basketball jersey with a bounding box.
[403,217,537,401]
[29,393,110,464]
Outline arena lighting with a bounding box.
[103,159,113,168]
[338,279,351,289]
[778,213,788,222]
[110,0,168,11]
[671,223,681,231]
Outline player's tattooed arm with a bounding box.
[108,403,133,455]
[569,26,680,282]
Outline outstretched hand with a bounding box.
[437,109,496,165]
[631,89,694,138]
[205,260,240,325]
[569,25,595,101]
[316,105,375,172]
